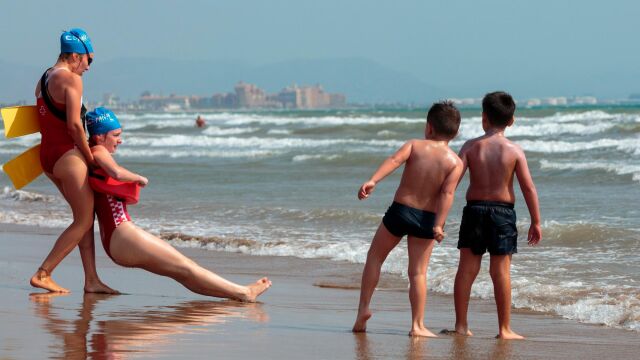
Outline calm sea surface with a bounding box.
[2,106,639,331]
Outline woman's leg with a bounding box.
[30,150,96,293]
[41,172,117,294]
[77,227,119,294]
[109,223,271,302]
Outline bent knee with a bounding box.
[489,268,510,282]
[72,216,95,231]
[407,269,427,278]
[458,266,481,279]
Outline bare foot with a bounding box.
[352,309,372,332]
[440,329,472,336]
[30,269,69,293]
[241,277,272,302]
[497,329,524,340]
[440,326,473,336]
[409,326,438,338]
[84,280,120,294]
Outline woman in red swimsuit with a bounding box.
[87,108,271,302]
[31,29,116,294]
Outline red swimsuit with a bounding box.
[37,68,86,174]
[94,192,131,261]
[37,96,75,173]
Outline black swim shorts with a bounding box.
[458,201,518,255]
[382,202,435,239]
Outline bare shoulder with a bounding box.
[54,69,82,88]
[90,145,109,156]
[459,136,481,155]
[446,147,463,167]
[503,138,526,157]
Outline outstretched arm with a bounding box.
[514,148,541,245]
[92,146,148,186]
[433,158,464,242]
[358,141,413,200]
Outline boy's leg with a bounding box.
[453,248,482,335]
[353,223,401,332]
[406,236,436,337]
[489,254,523,339]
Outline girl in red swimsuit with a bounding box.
[31,29,116,294]
[87,107,271,302]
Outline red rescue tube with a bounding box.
[89,168,140,205]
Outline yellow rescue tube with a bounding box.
[2,144,43,189]
[1,105,40,138]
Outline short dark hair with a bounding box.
[426,100,461,139]
[482,91,515,127]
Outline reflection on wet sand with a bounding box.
[354,333,372,360]
[30,293,268,359]
[445,334,515,360]
[405,336,430,359]
[490,339,514,359]
[354,333,431,360]
[447,335,474,360]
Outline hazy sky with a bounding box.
[1,0,639,98]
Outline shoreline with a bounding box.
[1,223,639,359]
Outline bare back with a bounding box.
[394,139,459,211]
[460,134,523,203]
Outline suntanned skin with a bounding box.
[30,52,118,294]
[451,114,541,340]
[353,122,463,337]
[89,130,271,302]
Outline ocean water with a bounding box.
[1,107,639,331]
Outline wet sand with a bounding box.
[1,224,638,359]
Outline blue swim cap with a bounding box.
[60,28,94,54]
[86,107,121,136]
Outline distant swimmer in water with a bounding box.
[86,107,272,302]
[195,115,206,128]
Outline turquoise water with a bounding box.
[1,106,639,331]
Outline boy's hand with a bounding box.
[358,180,376,200]
[527,223,542,246]
[432,226,445,243]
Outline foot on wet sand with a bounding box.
[440,327,473,336]
[352,309,372,333]
[241,277,272,302]
[30,269,69,293]
[84,280,120,294]
[409,326,438,338]
[497,329,524,340]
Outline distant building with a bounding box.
[274,84,345,109]
[275,85,302,108]
[235,82,268,108]
[211,93,238,108]
[138,93,192,111]
[102,93,120,107]
[571,96,597,105]
[134,82,347,110]
[525,98,542,107]
[450,98,480,106]
[542,97,568,106]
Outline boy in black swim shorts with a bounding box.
[450,91,542,340]
[352,101,463,337]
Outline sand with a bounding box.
[1,224,638,359]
